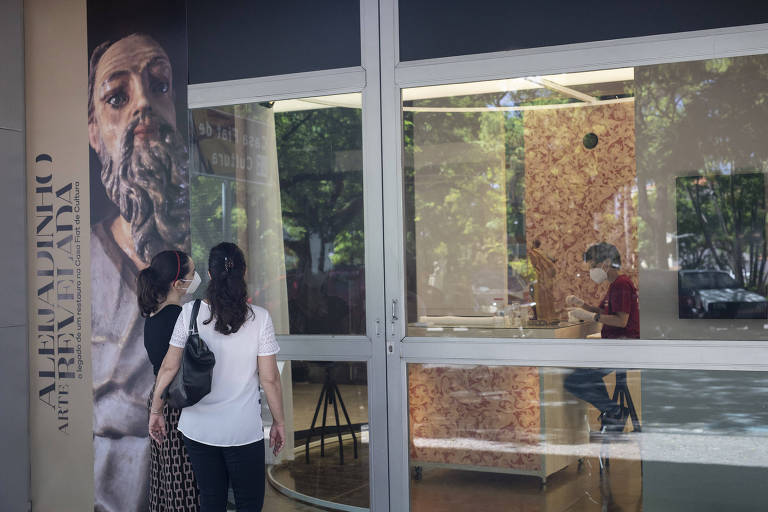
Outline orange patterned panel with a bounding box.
[408,364,542,471]
[524,103,639,311]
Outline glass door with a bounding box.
[382,42,768,512]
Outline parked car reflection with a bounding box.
[678,270,768,319]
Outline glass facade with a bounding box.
[402,54,768,340]
[14,2,768,511]
[407,364,768,511]
[176,15,768,512]
[180,45,768,512]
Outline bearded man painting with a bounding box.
[87,33,190,512]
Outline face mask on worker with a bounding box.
[589,266,608,284]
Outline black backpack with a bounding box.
[164,300,216,408]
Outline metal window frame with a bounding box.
[381,17,768,365]
[187,5,768,509]
[380,4,768,509]
[186,2,388,510]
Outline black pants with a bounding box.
[564,368,617,414]
[183,436,265,512]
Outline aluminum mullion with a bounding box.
[275,337,372,360]
[380,0,411,509]
[394,23,768,89]
[188,66,366,109]
[360,0,389,509]
[398,338,768,372]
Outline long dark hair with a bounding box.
[204,242,253,334]
[137,250,190,317]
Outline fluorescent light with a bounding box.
[402,67,635,102]
[273,93,362,113]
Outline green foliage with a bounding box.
[676,173,767,293]
[636,54,768,284]
[190,105,364,278]
[403,90,564,286]
[189,174,228,269]
[274,107,364,272]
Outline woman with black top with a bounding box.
[149,242,286,511]
[137,250,202,511]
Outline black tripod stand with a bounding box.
[305,364,358,465]
[611,370,642,432]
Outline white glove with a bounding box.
[565,295,585,308]
[568,308,596,322]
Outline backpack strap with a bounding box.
[188,299,202,334]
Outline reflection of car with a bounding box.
[678,270,768,319]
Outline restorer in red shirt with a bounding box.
[564,242,639,433]
[566,242,639,339]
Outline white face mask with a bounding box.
[589,266,608,284]
[180,271,201,296]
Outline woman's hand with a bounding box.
[259,354,287,456]
[565,295,585,308]
[270,423,286,455]
[149,412,166,444]
[148,345,183,445]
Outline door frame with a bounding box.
[187,1,388,510]
[378,8,768,510]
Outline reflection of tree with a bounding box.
[189,175,230,273]
[190,106,365,334]
[275,109,364,273]
[275,108,365,333]
[404,95,508,314]
[636,56,768,284]
[403,91,581,317]
[677,174,767,293]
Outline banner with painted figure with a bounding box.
[28,1,291,508]
[86,1,189,510]
[25,0,94,510]
[87,2,293,510]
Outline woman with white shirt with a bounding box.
[149,242,286,512]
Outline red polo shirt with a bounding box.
[600,274,640,339]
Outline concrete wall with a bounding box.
[0,0,29,510]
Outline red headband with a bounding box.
[173,252,181,282]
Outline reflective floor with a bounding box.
[252,372,768,511]
[269,438,644,511]
[262,483,327,512]
[410,457,641,512]
[271,437,370,509]
[264,431,768,511]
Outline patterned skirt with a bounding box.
[148,392,200,511]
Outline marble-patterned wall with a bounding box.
[524,102,639,313]
[409,364,542,470]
